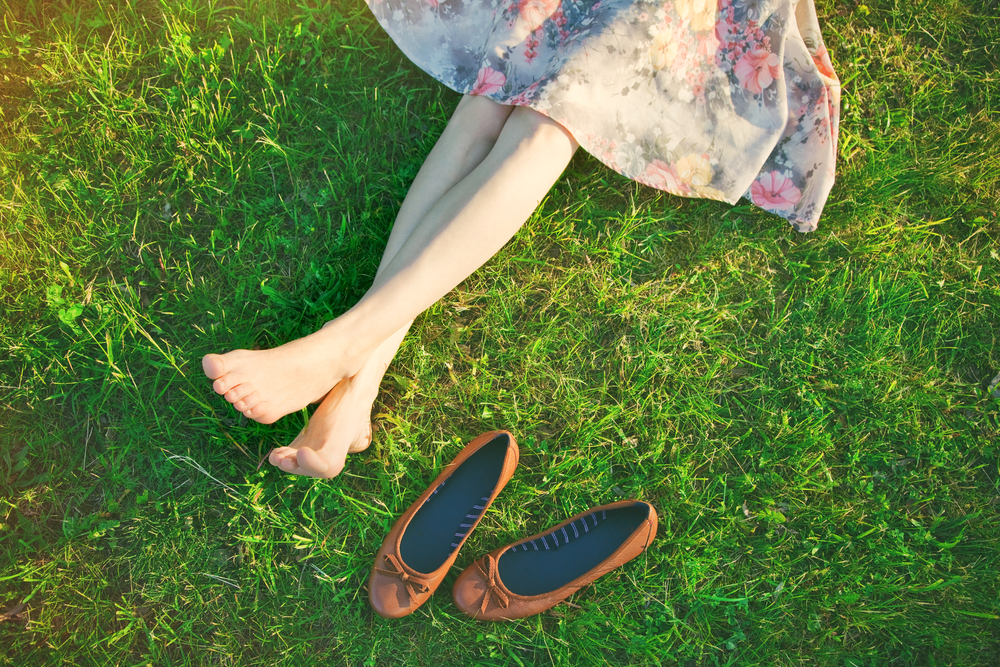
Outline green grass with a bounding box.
[1,0,999,664]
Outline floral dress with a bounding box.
[365,0,840,232]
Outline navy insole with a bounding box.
[497,504,649,596]
[399,434,509,574]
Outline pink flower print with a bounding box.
[715,17,735,47]
[674,44,690,68]
[506,82,540,106]
[585,134,618,167]
[524,29,540,64]
[811,42,837,80]
[734,44,780,95]
[426,0,439,6]
[696,32,720,58]
[750,171,801,212]
[472,67,506,96]
[686,68,705,87]
[518,0,560,32]
[642,160,686,192]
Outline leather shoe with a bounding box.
[368,430,519,618]
[452,500,657,620]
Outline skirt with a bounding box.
[365,0,841,232]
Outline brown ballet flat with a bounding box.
[368,430,519,619]
[451,500,657,621]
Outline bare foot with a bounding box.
[266,370,380,478]
[265,320,409,478]
[202,323,365,424]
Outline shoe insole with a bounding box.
[497,503,650,596]
[399,434,509,575]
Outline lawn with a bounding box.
[1,0,998,665]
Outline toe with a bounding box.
[234,391,261,412]
[224,383,253,402]
[243,408,265,421]
[270,450,332,478]
[268,448,291,467]
[213,376,232,395]
[452,562,492,618]
[297,446,342,478]
[202,353,227,379]
[249,406,279,424]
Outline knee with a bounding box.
[507,106,579,154]
[453,95,515,143]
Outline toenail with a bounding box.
[235,401,245,410]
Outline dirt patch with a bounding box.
[0,75,30,101]
[0,600,28,625]
[0,68,33,142]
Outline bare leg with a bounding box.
[344,105,578,340]
[207,103,578,476]
[202,96,514,424]
[269,105,579,477]
[267,98,516,472]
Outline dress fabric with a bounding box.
[365,0,840,232]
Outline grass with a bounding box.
[1,0,998,664]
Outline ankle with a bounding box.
[318,312,372,374]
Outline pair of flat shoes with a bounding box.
[368,431,658,620]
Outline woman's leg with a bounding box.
[205,105,578,475]
[268,106,579,477]
[202,96,513,423]
[265,97,516,470]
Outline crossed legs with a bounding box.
[203,97,579,477]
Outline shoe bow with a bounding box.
[374,553,430,599]
[475,554,510,614]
